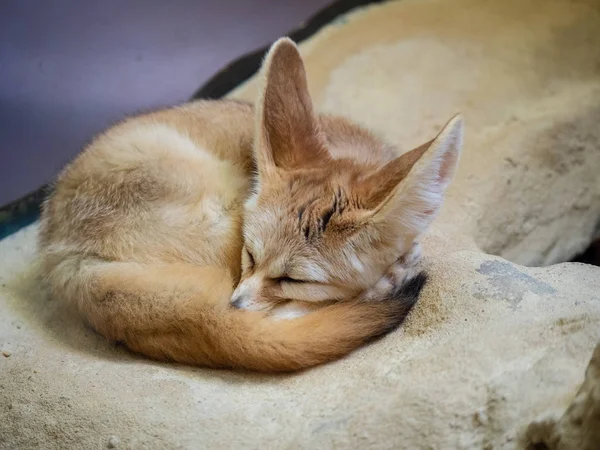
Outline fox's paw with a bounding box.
[388,242,422,286]
[398,242,422,268]
[362,242,424,302]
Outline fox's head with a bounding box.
[231,38,463,311]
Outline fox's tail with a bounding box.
[42,255,426,372]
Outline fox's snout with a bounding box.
[230,276,264,311]
[230,294,249,309]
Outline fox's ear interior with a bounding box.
[358,115,463,238]
[254,37,330,174]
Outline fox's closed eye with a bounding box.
[276,276,307,284]
[245,248,255,268]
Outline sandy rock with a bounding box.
[107,435,121,448]
[1,227,599,449]
[526,344,600,450]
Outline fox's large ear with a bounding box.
[358,115,463,239]
[254,38,330,174]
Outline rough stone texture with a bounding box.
[527,343,600,450]
[2,0,600,449]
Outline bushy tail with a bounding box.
[42,256,426,372]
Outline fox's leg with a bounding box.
[362,242,423,302]
[392,241,423,283]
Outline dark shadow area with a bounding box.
[571,238,600,266]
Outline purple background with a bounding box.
[0,0,331,206]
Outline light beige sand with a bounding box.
[2,0,600,448]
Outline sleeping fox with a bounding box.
[37,38,463,372]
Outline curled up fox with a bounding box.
[38,38,463,372]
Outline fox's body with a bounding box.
[38,39,462,372]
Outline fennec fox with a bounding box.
[38,38,463,372]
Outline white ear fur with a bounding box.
[373,114,463,237]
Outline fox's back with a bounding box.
[39,100,256,279]
[39,99,395,280]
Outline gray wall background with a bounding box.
[0,0,331,206]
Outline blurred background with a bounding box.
[0,0,332,208]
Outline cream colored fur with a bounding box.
[37,38,462,372]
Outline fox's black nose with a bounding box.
[231,296,245,309]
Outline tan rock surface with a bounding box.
[527,343,600,450]
[2,0,600,448]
